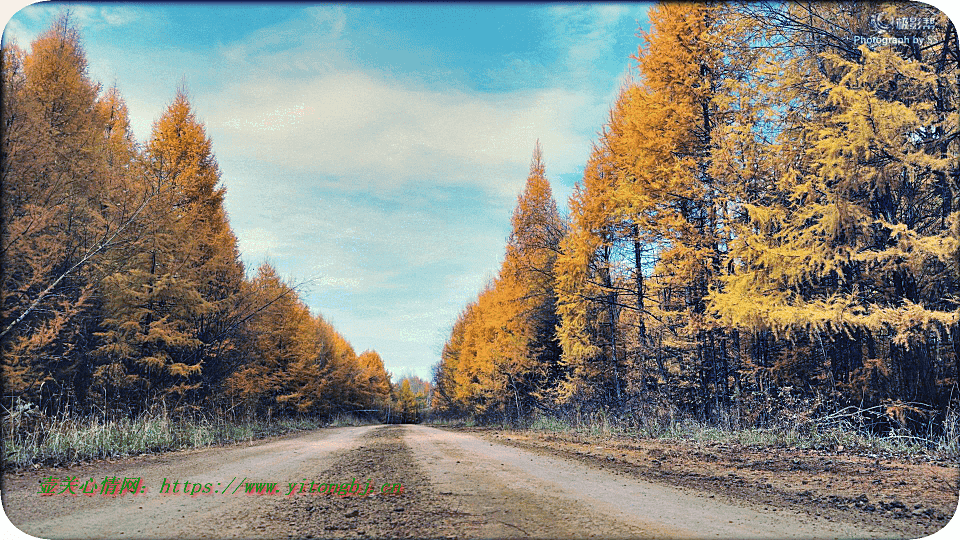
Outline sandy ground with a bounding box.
[1,424,955,539]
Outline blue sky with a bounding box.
[3,2,656,381]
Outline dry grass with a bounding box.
[2,400,330,469]
[445,403,960,460]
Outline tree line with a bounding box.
[1,14,398,421]
[433,1,960,436]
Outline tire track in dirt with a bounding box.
[405,425,674,539]
[470,427,958,539]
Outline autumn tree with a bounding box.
[224,263,304,413]
[555,137,631,406]
[435,144,564,420]
[225,263,393,418]
[620,1,738,417]
[353,350,393,413]
[499,142,565,413]
[440,282,511,418]
[433,302,480,416]
[1,14,144,412]
[391,374,431,423]
[710,2,960,428]
[554,3,746,416]
[92,88,245,411]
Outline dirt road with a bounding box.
[0,424,937,538]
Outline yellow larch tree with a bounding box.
[93,88,245,411]
[435,144,564,420]
[612,2,734,416]
[555,137,629,406]
[710,2,959,426]
[500,142,565,412]
[1,14,138,412]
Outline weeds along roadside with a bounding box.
[8,404,958,470]
[427,405,960,462]
[1,403,378,470]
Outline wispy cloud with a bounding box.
[205,66,596,197]
[179,6,610,199]
[211,5,349,74]
[97,6,140,27]
[235,227,284,262]
[304,4,346,39]
[13,4,142,32]
[544,4,638,85]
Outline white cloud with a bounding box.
[235,227,284,261]
[52,5,141,30]
[315,275,363,290]
[205,69,595,197]
[2,2,61,47]
[99,6,140,27]
[14,2,59,24]
[166,6,621,200]
[210,6,349,75]
[545,4,636,83]
[2,17,33,46]
[304,5,346,39]
[4,3,140,42]
[229,185,502,288]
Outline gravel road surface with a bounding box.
[1,424,918,538]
